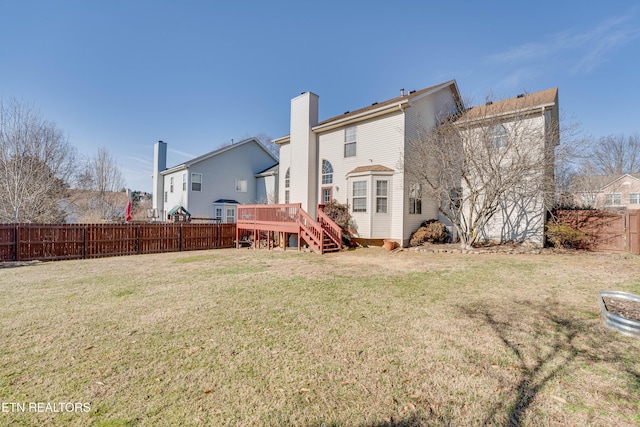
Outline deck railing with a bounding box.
[236,204,342,254]
[317,205,343,249]
[237,204,301,230]
[297,208,323,253]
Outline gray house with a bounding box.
[152,138,278,222]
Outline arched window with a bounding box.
[284,168,290,204]
[491,125,508,149]
[321,160,333,184]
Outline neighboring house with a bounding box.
[573,173,640,209]
[275,81,558,246]
[152,138,278,222]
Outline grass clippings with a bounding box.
[0,248,639,426]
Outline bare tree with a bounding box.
[585,133,640,175]
[0,98,76,223]
[405,91,560,249]
[254,133,279,159]
[75,147,126,221]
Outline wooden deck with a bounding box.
[236,204,342,254]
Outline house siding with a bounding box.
[159,139,277,219]
[474,114,548,246]
[317,111,405,240]
[402,87,460,245]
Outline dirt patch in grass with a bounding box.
[1,247,639,426]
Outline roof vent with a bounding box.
[409,90,416,94]
[400,88,405,96]
[517,93,525,98]
[486,101,493,105]
[371,102,378,106]
[344,111,350,114]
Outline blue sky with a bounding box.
[2,1,639,192]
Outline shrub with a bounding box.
[322,201,351,230]
[546,223,587,249]
[410,220,448,246]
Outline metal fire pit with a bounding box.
[598,290,640,338]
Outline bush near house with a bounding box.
[322,200,356,246]
[409,220,448,246]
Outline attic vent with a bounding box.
[486,101,493,105]
[371,102,378,106]
[517,93,525,98]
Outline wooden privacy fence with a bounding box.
[554,210,640,255]
[0,223,237,262]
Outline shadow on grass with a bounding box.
[460,300,637,427]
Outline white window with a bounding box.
[170,177,174,193]
[235,178,247,192]
[409,182,422,214]
[182,173,187,191]
[344,126,356,157]
[581,193,597,207]
[215,208,222,220]
[322,187,332,204]
[322,160,333,184]
[352,181,367,212]
[376,180,388,213]
[491,125,508,149]
[191,173,202,192]
[630,193,640,204]
[226,208,236,223]
[605,193,621,206]
[284,168,290,204]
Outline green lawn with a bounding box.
[0,248,639,426]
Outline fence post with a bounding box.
[136,225,141,255]
[179,224,183,252]
[82,226,87,259]
[15,224,20,262]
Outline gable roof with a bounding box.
[572,173,640,192]
[274,80,462,143]
[460,88,558,123]
[162,137,278,175]
[316,80,461,128]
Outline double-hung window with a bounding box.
[170,177,174,193]
[630,193,640,204]
[376,180,388,213]
[352,181,367,212]
[191,173,202,192]
[409,182,422,214]
[344,126,356,157]
[182,173,187,191]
